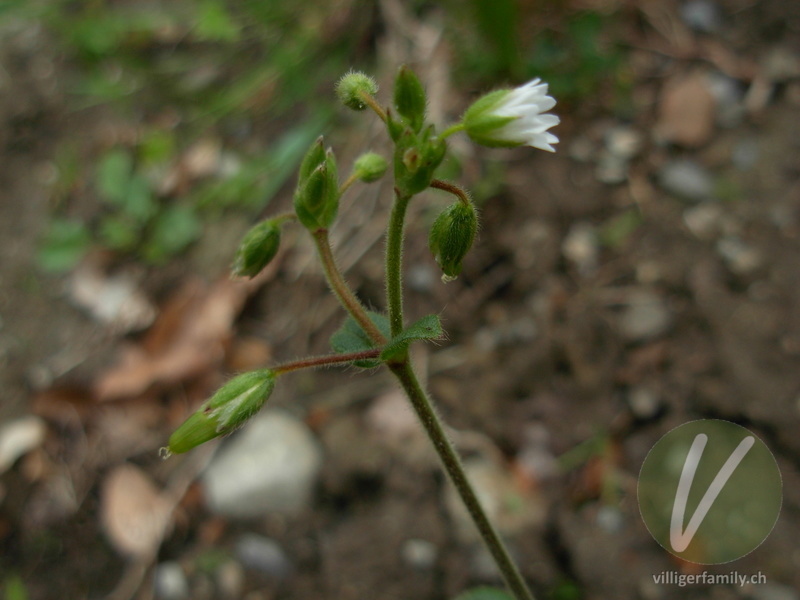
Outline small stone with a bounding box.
[234,534,292,579]
[605,126,643,160]
[595,152,629,184]
[596,505,624,533]
[401,539,438,569]
[658,159,714,202]
[680,0,722,33]
[618,291,672,342]
[683,202,723,240]
[154,562,189,600]
[716,237,762,275]
[627,387,661,419]
[562,222,599,274]
[407,264,436,293]
[202,410,322,518]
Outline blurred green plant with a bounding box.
[447,4,629,104]
[2,574,29,600]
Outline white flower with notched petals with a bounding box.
[462,78,559,152]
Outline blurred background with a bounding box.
[1,0,799,599]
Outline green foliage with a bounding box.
[527,12,628,103]
[37,218,92,272]
[330,312,391,368]
[3,574,29,600]
[381,314,443,361]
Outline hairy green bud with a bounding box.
[429,201,478,278]
[335,71,379,111]
[393,65,426,132]
[294,148,339,230]
[168,369,277,454]
[232,219,281,278]
[353,152,388,183]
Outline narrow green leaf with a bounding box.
[380,314,443,361]
[330,312,390,368]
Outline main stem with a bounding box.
[313,229,386,345]
[386,190,411,337]
[389,361,535,600]
[383,188,534,600]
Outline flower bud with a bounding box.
[232,219,281,278]
[335,71,379,111]
[429,201,478,278]
[393,65,426,132]
[354,152,388,183]
[294,148,339,230]
[298,136,326,182]
[168,369,276,454]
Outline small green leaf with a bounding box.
[142,205,201,263]
[37,218,92,272]
[195,1,241,42]
[99,215,140,251]
[380,314,443,361]
[96,149,133,205]
[122,175,157,223]
[453,587,513,600]
[330,312,390,368]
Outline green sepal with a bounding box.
[330,311,390,368]
[168,369,276,454]
[393,126,447,196]
[380,314,443,362]
[393,65,426,132]
[462,89,520,148]
[231,219,281,278]
[298,136,326,183]
[429,201,478,277]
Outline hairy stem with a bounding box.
[313,229,386,345]
[439,122,465,140]
[273,349,381,375]
[389,360,535,600]
[430,179,472,207]
[358,90,387,122]
[385,190,411,337]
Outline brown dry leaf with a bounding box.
[100,463,172,559]
[94,271,273,401]
[655,70,717,147]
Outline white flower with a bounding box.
[462,78,560,152]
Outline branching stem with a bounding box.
[273,349,381,375]
[313,229,386,345]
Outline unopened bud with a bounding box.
[335,71,379,111]
[294,148,339,230]
[232,219,281,278]
[354,152,388,183]
[168,369,276,454]
[393,65,426,132]
[429,201,478,278]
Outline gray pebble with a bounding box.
[680,0,722,33]
[401,538,438,569]
[618,291,672,342]
[154,562,189,600]
[234,534,292,579]
[202,410,322,518]
[658,160,714,202]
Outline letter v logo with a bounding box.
[638,420,782,564]
[669,434,755,552]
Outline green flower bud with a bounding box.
[353,152,388,183]
[429,201,478,278]
[298,136,326,183]
[335,71,379,111]
[232,219,281,278]
[294,149,339,230]
[393,65,426,132]
[168,369,276,454]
